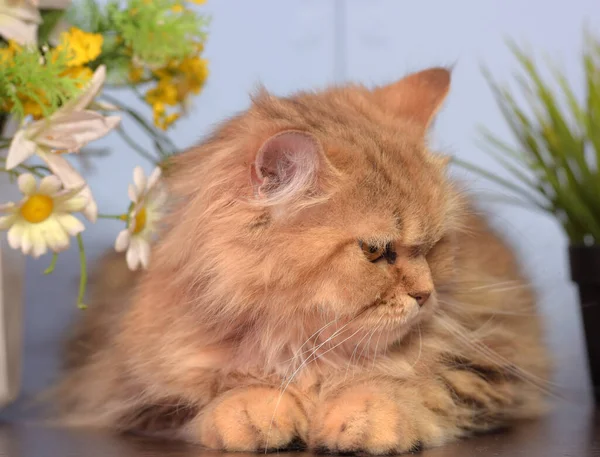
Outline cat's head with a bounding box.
[156,67,464,355]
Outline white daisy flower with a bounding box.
[115,166,166,271]
[6,65,121,222]
[0,173,87,258]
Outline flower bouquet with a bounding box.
[0,0,209,309]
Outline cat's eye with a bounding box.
[358,241,396,263]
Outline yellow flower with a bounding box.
[146,78,179,106]
[160,112,180,130]
[143,54,208,129]
[128,64,144,83]
[186,0,206,4]
[55,27,103,67]
[61,66,94,88]
[178,56,209,95]
[0,40,19,64]
[20,85,50,120]
[150,102,180,131]
[171,3,185,12]
[22,96,46,119]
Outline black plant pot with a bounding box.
[569,245,600,401]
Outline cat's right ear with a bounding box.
[250,130,324,207]
[373,67,451,132]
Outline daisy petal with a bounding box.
[0,215,17,230]
[133,166,147,195]
[30,227,47,258]
[138,238,151,269]
[147,166,162,190]
[126,240,140,270]
[128,184,139,203]
[6,130,38,169]
[0,202,17,213]
[55,214,85,236]
[40,153,98,222]
[42,218,70,252]
[7,223,23,249]
[115,229,131,252]
[20,225,32,255]
[148,188,168,208]
[54,195,87,213]
[17,173,37,195]
[38,175,62,195]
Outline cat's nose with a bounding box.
[409,291,431,307]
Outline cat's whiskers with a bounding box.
[345,324,379,381]
[310,326,366,365]
[450,279,526,290]
[343,314,386,380]
[265,318,357,452]
[435,312,560,398]
[358,319,384,372]
[438,297,535,317]
[279,318,339,376]
[408,323,423,371]
[370,324,386,372]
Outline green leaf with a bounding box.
[451,157,550,210]
[0,44,84,119]
[473,38,600,243]
[38,9,66,45]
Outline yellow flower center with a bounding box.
[133,207,147,234]
[20,194,54,224]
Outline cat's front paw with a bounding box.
[193,386,309,451]
[310,383,421,455]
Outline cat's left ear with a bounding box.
[251,130,324,206]
[373,67,451,132]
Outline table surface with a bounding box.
[0,254,597,456]
[0,400,596,457]
[0,358,596,457]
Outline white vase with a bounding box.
[0,118,24,407]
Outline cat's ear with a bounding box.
[251,130,323,205]
[373,67,451,131]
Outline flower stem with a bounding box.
[44,253,59,275]
[115,126,159,165]
[0,168,19,180]
[98,213,127,220]
[0,157,47,178]
[100,93,176,155]
[76,234,88,310]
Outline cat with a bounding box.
[56,67,551,454]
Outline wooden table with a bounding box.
[0,399,596,457]
[0,346,595,456]
[0,254,596,456]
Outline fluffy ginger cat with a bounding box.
[57,68,550,454]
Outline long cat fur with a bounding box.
[56,67,550,454]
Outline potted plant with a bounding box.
[0,0,209,406]
[456,38,600,400]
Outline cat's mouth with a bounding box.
[361,296,420,322]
